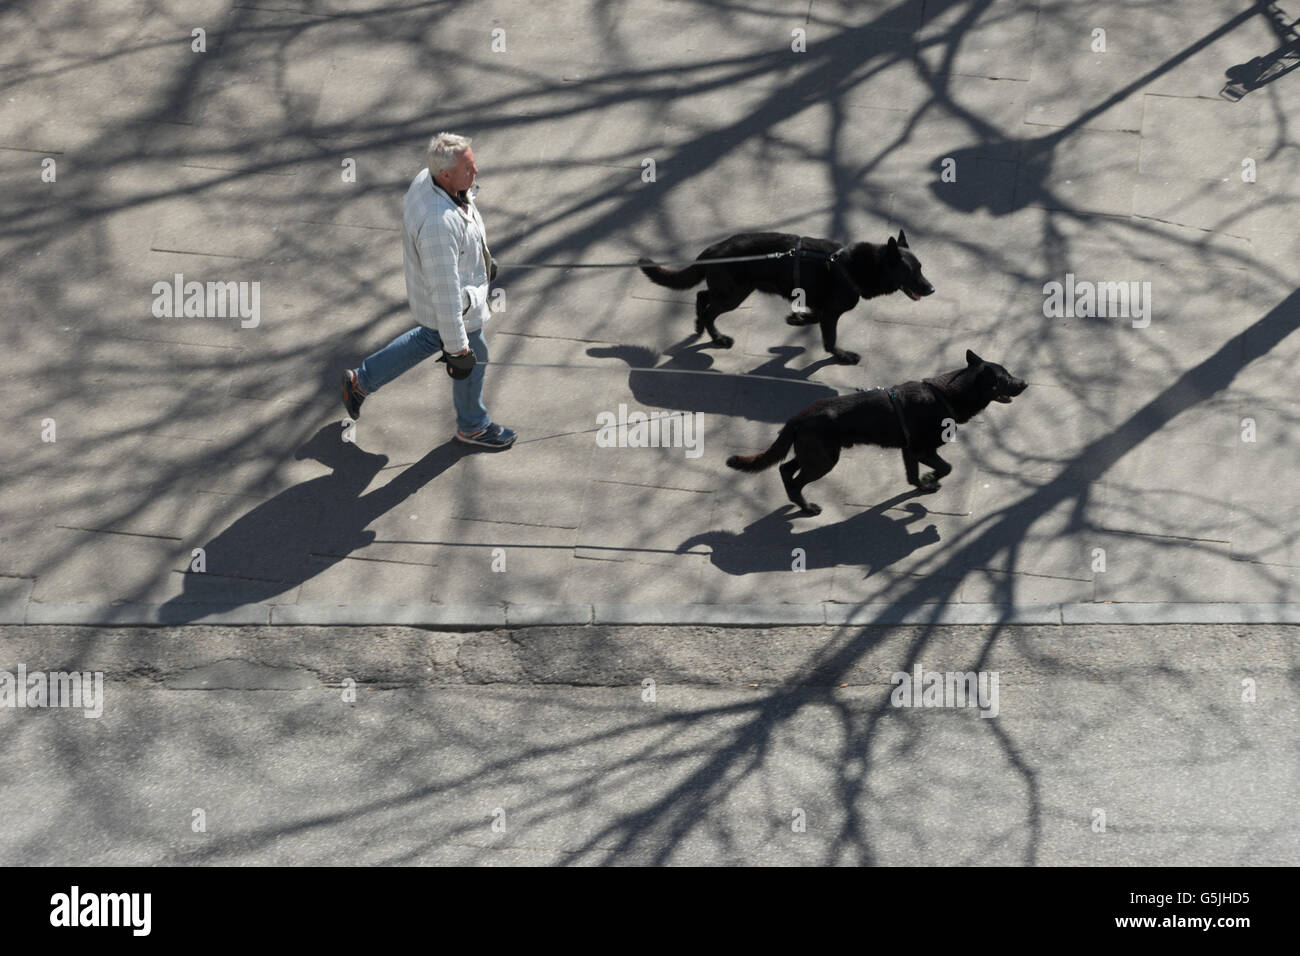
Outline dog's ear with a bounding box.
[966,349,983,366]
[886,235,899,255]
[897,229,908,248]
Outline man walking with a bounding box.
[341,132,516,449]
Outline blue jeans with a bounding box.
[355,326,491,435]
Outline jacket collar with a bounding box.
[428,173,474,220]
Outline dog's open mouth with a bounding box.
[994,395,1014,403]
[904,288,922,301]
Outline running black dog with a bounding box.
[726,350,1026,515]
[638,230,934,364]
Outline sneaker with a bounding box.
[341,368,366,419]
[454,423,517,449]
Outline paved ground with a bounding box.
[4,0,1300,621]
[1,623,1296,865]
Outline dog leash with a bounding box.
[499,243,854,271]
[501,251,793,269]
[472,186,838,270]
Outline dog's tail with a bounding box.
[638,257,707,289]
[726,425,795,472]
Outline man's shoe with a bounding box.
[341,369,366,419]
[455,423,517,449]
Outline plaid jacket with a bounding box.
[402,167,492,354]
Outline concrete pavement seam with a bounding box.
[12,601,1300,626]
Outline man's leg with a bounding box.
[355,325,443,394]
[452,328,492,436]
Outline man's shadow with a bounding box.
[679,494,941,577]
[157,424,466,623]
[1222,2,1300,99]
[587,341,839,423]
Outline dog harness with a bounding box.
[922,379,956,421]
[885,380,957,450]
[885,388,912,448]
[789,237,848,296]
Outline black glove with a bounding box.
[439,349,477,380]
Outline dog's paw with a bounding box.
[713,334,735,349]
[785,312,813,326]
[917,473,942,493]
[799,502,822,516]
[831,349,860,365]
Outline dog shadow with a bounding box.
[678,494,941,577]
[587,341,839,423]
[156,424,466,623]
[930,7,1275,214]
[1222,1,1300,99]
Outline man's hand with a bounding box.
[440,348,477,380]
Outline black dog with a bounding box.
[638,230,934,364]
[726,350,1026,515]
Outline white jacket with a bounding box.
[402,167,492,354]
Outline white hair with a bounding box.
[427,132,472,176]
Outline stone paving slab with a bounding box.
[3,0,1300,624]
